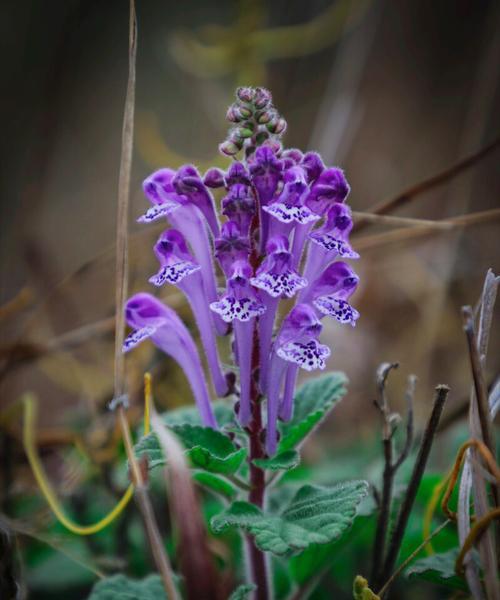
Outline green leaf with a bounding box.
[229,583,257,599]
[253,449,300,471]
[278,372,347,452]
[88,574,168,599]
[135,425,247,475]
[163,400,235,427]
[406,549,468,591]
[211,480,368,555]
[193,472,237,499]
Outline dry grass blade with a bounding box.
[113,0,137,400]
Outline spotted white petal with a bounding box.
[123,325,156,353]
[149,261,200,286]
[251,271,307,298]
[210,296,266,323]
[309,233,359,258]
[314,296,360,326]
[137,201,179,223]
[263,202,320,224]
[277,339,331,371]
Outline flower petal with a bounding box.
[149,261,200,286]
[210,296,266,323]
[122,325,157,353]
[263,202,320,224]
[137,201,179,223]
[277,339,331,371]
[251,270,307,298]
[314,297,360,326]
[309,232,359,258]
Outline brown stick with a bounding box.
[363,135,500,220]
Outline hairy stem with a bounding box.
[246,323,270,600]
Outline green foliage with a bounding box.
[406,549,468,591]
[163,400,236,428]
[88,574,168,599]
[192,471,237,499]
[229,583,257,599]
[352,575,380,599]
[211,481,368,555]
[253,449,300,471]
[135,424,247,475]
[278,372,347,452]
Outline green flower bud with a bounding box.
[219,140,241,156]
[255,131,270,145]
[255,109,273,124]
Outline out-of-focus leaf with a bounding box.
[135,425,246,474]
[211,481,368,555]
[253,449,300,471]
[406,549,468,591]
[88,574,168,599]
[229,583,256,599]
[278,372,347,452]
[163,400,236,427]
[193,471,237,499]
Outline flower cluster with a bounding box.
[124,87,359,455]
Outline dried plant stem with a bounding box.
[377,519,451,598]
[380,385,449,587]
[456,508,500,576]
[462,307,498,508]
[363,135,500,221]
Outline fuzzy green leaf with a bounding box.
[253,449,300,471]
[88,574,168,599]
[193,472,237,499]
[163,400,236,428]
[278,372,347,452]
[135,425,246,475]
[406,549,468,591]
[229,584,257,599]
[211,481,368,555]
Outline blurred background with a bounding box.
[1,0,499,598]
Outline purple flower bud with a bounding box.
[214,221,251,276]
[281,148,304,170]
[124,293,218,429]
[203,168,225,188]
[305,167,350,216]
[150,229,229,398]
[173,165,220,238]
[255,109,273,124]
[221,183,255,235]
[254,87,272,109]
[236,87,255,103]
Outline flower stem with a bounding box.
[246,323,270,600]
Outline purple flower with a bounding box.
[301,151,325,184]
[123,293,217,429]
[221,183,255,236]
[210,260,265,425]
[150,229,229,398]
[265,304,330,454]
[302,203,358,287]
[173,165,220,238]
[251,234,308,395]
[141,169,227,336]
[214,221,251,277]
[305,167,350,216]
[303,261,360,327]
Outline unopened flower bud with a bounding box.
[219,140,241,156]
[255,131,270,145]
[226,105,243,123]
[236,87,255,103]
[274,118,287,135]
[254,87,272,109]
[203,167,225,188]
[255,109,273,124]
[238,105,252,119]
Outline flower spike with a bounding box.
[124,293,217,429]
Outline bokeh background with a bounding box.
[1,1,499,598]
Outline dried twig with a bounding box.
[361,135,500,222]
[379,384,449,588]
[371,364,416,587]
